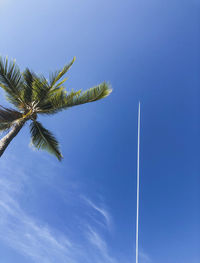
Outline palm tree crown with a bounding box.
[0,56,112,160]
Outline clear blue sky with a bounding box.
[0,0,199,263]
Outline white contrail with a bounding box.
[136,102,141,263]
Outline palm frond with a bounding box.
[49,57,75,88]
[30,121,63,161]
[21,68,36,104]
[0,106,22,121]
[32,75,50,104]
[0,121,13,131]
[37,89,81,115]
[64,82,112,106]
[31,58,75,109]
[0,106,22,131]
[37,82,111,115]
[0,57,24,108]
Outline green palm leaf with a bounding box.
[0,121,13,131]
[0,106,22,121]
[49,57,76,88]
[0,106,23,131]
[64,82,112,106]
[0,57,24,108]
[37,82,112,115]
[37,89,81,115]
[21,68,36,105]
[32,75,50,103]
[30,121,63,161]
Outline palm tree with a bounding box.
[0,56,112,160]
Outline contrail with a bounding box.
[136,102,141,263]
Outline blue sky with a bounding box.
[0,0,199,262]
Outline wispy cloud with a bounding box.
[86,226,116,263]
[0,154,151,263]
[0,159,76,263]
[0,155,118,263]
[80,196,117,263]
[81,196,111,228]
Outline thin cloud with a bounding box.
[0,157,118,263]
[82,196,111,228]
[0,168,75,263]
[86,226,117,263]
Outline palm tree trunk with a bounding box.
[0,120,25,157]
